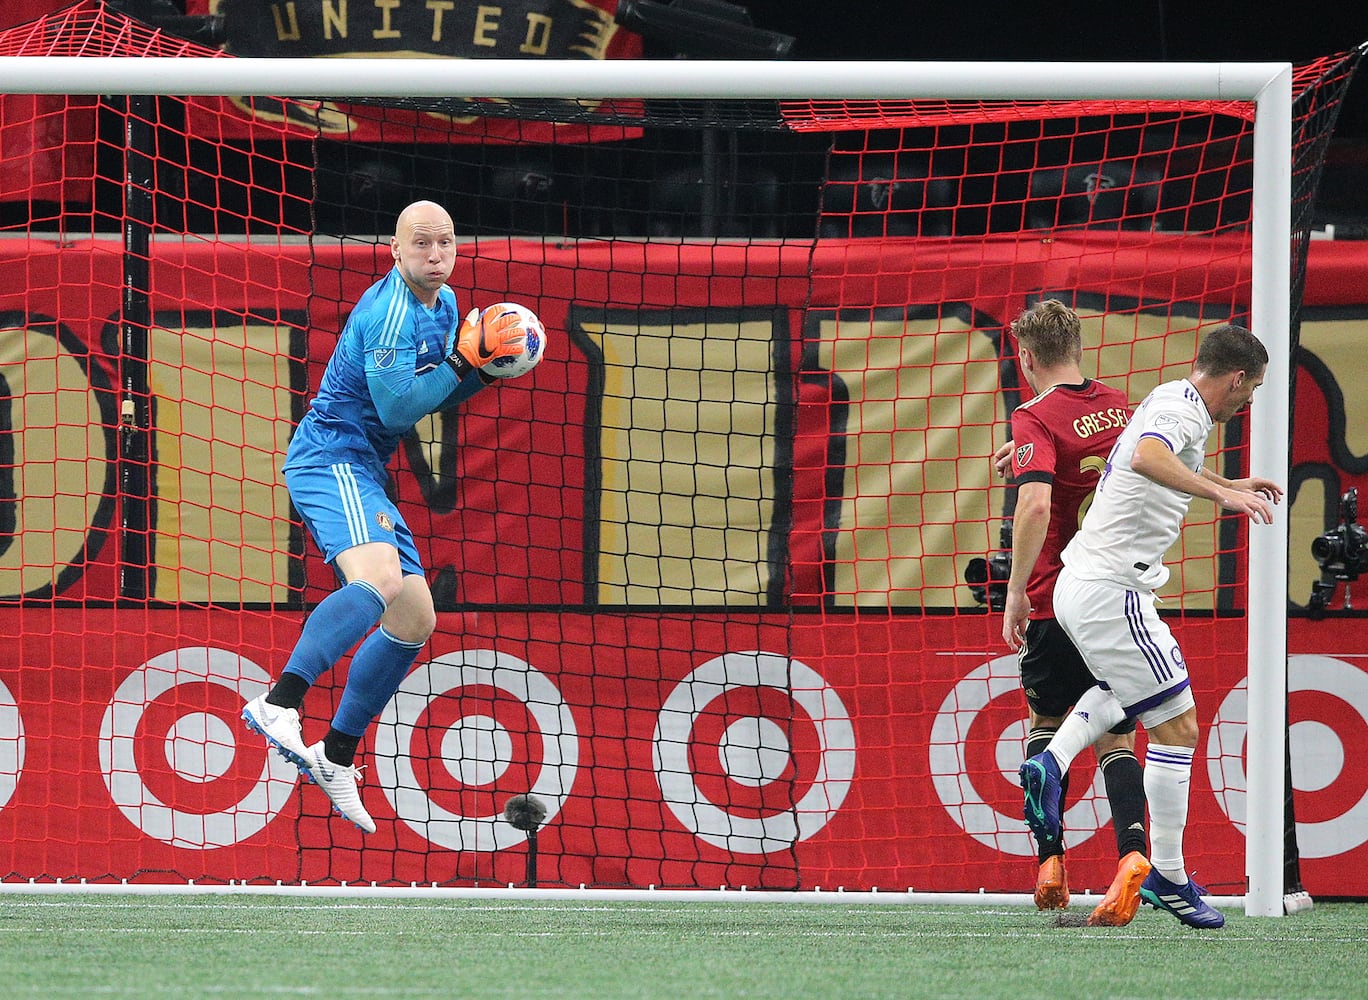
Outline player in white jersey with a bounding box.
[1019,324,1282,928]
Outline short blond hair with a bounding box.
[1010,299,1082,368]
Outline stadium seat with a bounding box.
[647,162,782,237]
[819,150,955,238]
[1025,159,1163,231]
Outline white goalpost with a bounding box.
[0,55,1294,917]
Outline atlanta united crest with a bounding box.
[375,511,394,533]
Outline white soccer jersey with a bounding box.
[1060,378,1214,591]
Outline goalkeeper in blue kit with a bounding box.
[243,200,531,832]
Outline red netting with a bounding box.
[781,54,1350,131]
[0,0,1363,901]
[0,0,226,57]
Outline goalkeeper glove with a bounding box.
[447,306,526,381]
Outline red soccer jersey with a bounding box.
[1009,379,1130,618]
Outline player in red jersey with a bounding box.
[999,300,1151,925]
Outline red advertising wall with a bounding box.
[0,234,1364,894]
[0,610,1363,892]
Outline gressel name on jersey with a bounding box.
[1072,407,1129,439]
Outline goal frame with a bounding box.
[0,55,1294,916]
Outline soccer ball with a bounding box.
[480,302,546,379]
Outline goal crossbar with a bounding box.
[0,56,1292,102]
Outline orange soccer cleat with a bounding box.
[1087,851,1153,926]
[1034,854,1070,910]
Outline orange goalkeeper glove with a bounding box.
[447,306,527,380]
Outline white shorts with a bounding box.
[1054,566,1195,727]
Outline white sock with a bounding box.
[1047,686,1126,771]
[1145,743,1195,884]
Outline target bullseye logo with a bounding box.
[98,647,298,849]
[373,649,579,852]
[0,678,23,811]
[1208,654,1368,858]
[653,651,856,854]
[929,654,1108,856]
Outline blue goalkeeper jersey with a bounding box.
[284,268,484,482]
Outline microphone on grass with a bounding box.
[503,793,548,888]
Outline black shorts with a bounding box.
[1018,618,1135,735]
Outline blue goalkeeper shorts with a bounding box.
[284,461,424,577]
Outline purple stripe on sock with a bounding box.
[1147,746,1195,766]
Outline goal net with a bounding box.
[0,0,1361,910]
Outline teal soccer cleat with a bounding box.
[1019,751,1064,849]
[1140,871,1226,929]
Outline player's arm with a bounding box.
[1003,478,1050,651]
[993,439,1013,480]
[369,352,463,431]
[351,297,465,430]
[372,302,528,426]
[436,307,532,410]
[1199,466,1284,504]
[1132,436,1276,523]
[436,367,489,411]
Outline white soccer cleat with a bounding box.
[242,695,312,777]
[306,741,376,834]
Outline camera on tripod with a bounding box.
[1307,487,1368,615]
[965,520,1013,611]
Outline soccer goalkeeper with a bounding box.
[242,200,530,832]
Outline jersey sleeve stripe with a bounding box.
[381,289,409,351]
[1137,430,1176,450]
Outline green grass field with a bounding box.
[1,894,1364,999]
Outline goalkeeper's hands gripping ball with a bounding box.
[448,302,546,381]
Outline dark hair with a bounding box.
[1010,299,1082,368]
[1194,324,1268,377]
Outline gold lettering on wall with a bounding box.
[426,0,454,41]
[270,2,301,41]
[149,316,295,604]
[474,5,501,46]
[0,323,110,598]
[372,0,401,39]
[817,309,1002,609]
[322,0,347,40]
[521,13,552,54]
[579,313,780,607]
[1290,316,1368,607]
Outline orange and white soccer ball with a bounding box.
[480,302,547,379]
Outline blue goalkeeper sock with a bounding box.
[280,580,387,688]
[333,626,425,737]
